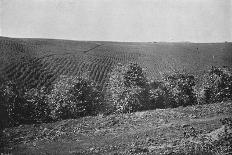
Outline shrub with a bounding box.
[148,80,168,109]
[47,74,103,120]
[163,72,197,107]
[105,63,149,113]
[23,87,51,123]
[0,79,51,127]
[0,80,26,127]
[149,72,197,108]
[199,66,232,103]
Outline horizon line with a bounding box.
[1,36,231,44]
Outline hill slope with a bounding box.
[1,36,232,88]
[2,101,232,154]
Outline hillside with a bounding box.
[1,101,231,154]
[1,36,232,89]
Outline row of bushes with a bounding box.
[1,63,232,128]
[105,63,232,113]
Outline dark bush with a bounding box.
[0,80,26,127]
[0,79,51,127]
[47,75,103,120]
[149,72,197,108]
[199,66,232,103]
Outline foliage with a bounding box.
[199,66,232,103]
[105,62,149,114]
[47,74,103,120]
[149,72,197,108]
[0,80,25,127]
[23,87,51,123]
[0,79,51,127]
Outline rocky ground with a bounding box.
[1,101,232,155]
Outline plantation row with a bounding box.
[3,48,143,89]
[3,48,191,90]
[1,62,232,129]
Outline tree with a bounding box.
[200,66,232,103]
[47,74,103,120]
[105,62,149,113]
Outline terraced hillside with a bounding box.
[1,36,232,89]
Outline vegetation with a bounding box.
[1,37,232,90]
[1,37,232,154]
[198,66,232,104]
[0,73,103,127]
[0,79,50,127]
[47,74,103,120]
[1,63,232,127]
[104,63,149,113]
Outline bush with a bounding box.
[0,80,25,127]
[47,74,103,120]
[105,63,149,113]
[149,72,197,108]
[23,87,51,123]
[199,66,232,103]
[0,79,51,127]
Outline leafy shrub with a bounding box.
[105,63,149,113]
[0,79,51,127]
[199,66,232,103]
[163,72,197,107]
[149,72,197,108]
[148,80,169,109]
[0,80,25,127]
[47,74,103,120]
[23,87,51,123]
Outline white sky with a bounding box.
[0,0,231,42]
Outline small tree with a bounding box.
[0,80,26,126]
[23,87,51,123]
[105,62,149,114]
[0,78,51,126]
[47,74,103,120]
[200,66,232,103]
[163,72,197,107]
[149,72,197,108]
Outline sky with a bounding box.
[0,0,231,42]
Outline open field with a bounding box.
[1,36,232,88]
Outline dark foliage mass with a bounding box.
[148,72,197,109]
[0,64,232,127]
[199,66,232,104]
[0,74,103,128]
[0,79,50,128]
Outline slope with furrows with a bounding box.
[1,36,232,89]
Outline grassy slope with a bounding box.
[1,36,232,88]
[1,101,232,155]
